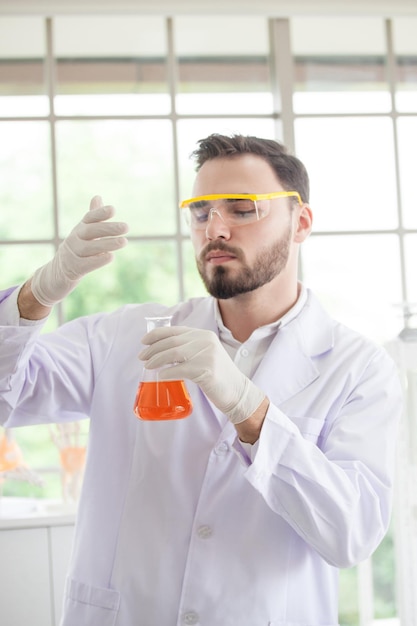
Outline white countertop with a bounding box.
[0,497,77,529]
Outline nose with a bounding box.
[205,208,231,240]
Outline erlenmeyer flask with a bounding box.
[133,316,193,421]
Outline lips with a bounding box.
[206,250,237,263]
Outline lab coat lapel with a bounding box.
[252,293,335,407]
[176,297,219,334]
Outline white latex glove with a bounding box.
[139,326,266,425]
[31,196,129,306]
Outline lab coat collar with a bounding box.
[294,289,335,358]
[177,289,334,357]
[252,291,335,406]
[174,297,219,334]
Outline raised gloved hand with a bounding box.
[139,326,266,424]
[31,196,129,306]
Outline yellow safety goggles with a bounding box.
[180,191,302,229]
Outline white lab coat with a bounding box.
[0,287,402,626]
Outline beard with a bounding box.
[196,226,292,299]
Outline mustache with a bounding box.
[199,241,244,262]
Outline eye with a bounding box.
[227,199,257,220]
[189,202,210,223]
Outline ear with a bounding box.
[294,204,313,243]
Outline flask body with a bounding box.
[134,380,192,420]
[133,316,193,421]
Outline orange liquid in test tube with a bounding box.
[133,380,193,421]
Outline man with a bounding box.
[0,134,402,625]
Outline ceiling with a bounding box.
[1,0,417,17]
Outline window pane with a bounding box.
[397,117,417,229]
[404,234,417,309]
[177,117,279,202]
[301,234,403,342]
[62,241,180,321]
[0,17,48,117]
[174,16,272,115]
[295,117,398,231]
[55,120,175,237]
[339,566,359,626]
[0,122,54,240]
[53,16,170,116]
[372,526,397,619]
[393,17,417,113]
[292,17,390,114]
[0,244,54,287]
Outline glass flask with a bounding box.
[133,316,193,421]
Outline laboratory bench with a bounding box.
[0,497,76,626]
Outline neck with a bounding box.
[217,278,300,343]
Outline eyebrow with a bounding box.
[189,200,210,207]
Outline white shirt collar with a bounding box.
[215,283,307,346]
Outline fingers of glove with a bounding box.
[83,205,115,225]
[75,219,129,243]
[69,197,128,247]
[140,342,195,370]
[85,197,115,223]
[67,231,129,257]
[89,195,104,211]
[157,362,196,382]
[58,239,125,280]
[140,325,195,346]
[139,329,228,388]
[139,328,216,363]
[58,246,114,280]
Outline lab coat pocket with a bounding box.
[288,415,325,444]
[60,577,120,626]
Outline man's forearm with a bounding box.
[17,280,52,321]
[234,397,270,445]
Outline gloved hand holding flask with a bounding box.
[134,317,193,421]
[139,326,266,424]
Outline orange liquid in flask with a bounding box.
[134,380,193,421]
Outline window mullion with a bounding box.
[45,16,64,325]
[268,18,295,150]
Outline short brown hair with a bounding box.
[191,133,310,203]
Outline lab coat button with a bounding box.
[197,524,213,539]
[241,348,249,357]
[214,441,229,455]
[183,611,199,625]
